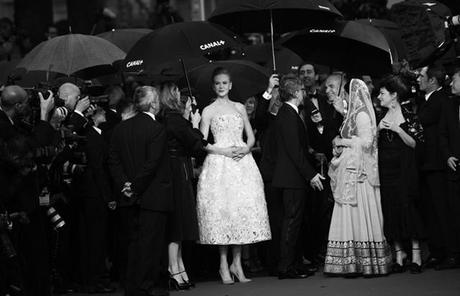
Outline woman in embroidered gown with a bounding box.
[324,78,392,276]
[196,67,271,284]
[376,75,425,274]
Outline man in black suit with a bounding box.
[79,106,114,293]
[272,74,324,279]
[109,86,172,296]
[300,70,345,268]
[438,68,460,269]
[416,65,451,269]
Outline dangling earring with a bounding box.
[390,101,397,109]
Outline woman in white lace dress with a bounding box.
[196,67,271,284]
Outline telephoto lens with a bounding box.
[47,207,65,230]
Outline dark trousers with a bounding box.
[278,188,306,273]
[14,209,50,296]
[447,177,460,255]
[420,170,450,258]
[79,198,108,287]
[125,209,167,296]
[302,179,333,262]
[264,183,282,274]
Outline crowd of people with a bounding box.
[1,60,460,296]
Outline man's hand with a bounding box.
[108,201,117,210]
[39,90,55,120]
[121,182,134,198]
[266,74,279,94]
[310,173,325,191]
[447,156,458,172]
[84,104,97,118]
[75,96,90,113]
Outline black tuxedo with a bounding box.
[272,103,316,274]
[301,95,341,263]
[417,89,450,259]
[303,95,343,161]
[109,112,172,294]
[273,103,316,188]
[439,97,460,254]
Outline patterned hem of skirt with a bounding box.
[197,237,271,245]
[324,240,392,275]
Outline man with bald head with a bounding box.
[58,82,91,133]
[0,85,29,140]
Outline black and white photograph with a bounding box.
[1,0,460,295]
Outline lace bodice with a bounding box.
[210,113,245,147]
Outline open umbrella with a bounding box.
[123,21,245,76]
[243,43,303,74]
[280,20,393,76]
[183,60,270,108]
[97,28,153,53]
[16,34,126,76]
[208,0,342,72]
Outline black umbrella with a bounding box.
[208,0,342,34]
[183,60,270,108]
[280,20,393,76]
[208,0,342,72]
[123,21,245,77]
[355,19,408,63]
[242,43,303,75]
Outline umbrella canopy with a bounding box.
[243,43,303,74]
[97,28,153,53]
[16,34,126,76]
[123,21,245,78]
[208,0,342,34]
[355,19,408,63]
[183,60,270,108]
[280,20,393,76]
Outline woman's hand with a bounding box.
[232,145,250,161]
[380,119,401,133]
[190,109,201,129]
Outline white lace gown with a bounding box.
[196,113,271,245]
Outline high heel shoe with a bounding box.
[392,249,407,273]
[180,270,195,288]
[229,265,252,283]
[219,269,234,285]
[409,248,423,274]
[169,272,190,290]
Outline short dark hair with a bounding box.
[279,74,302,102]
[297,62,318,76]
[379,75,408,102]
[426,64,446,86]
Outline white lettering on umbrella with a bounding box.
[126,60,144,68]
[200,40,226,51]
[309,29,336,34]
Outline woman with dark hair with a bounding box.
[377,75,425,274]
[196,67,271,284]
[159,81,204,290]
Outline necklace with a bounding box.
[385,130,394,142]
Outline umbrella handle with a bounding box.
[270,10,277,73]
[179,58,196,111]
